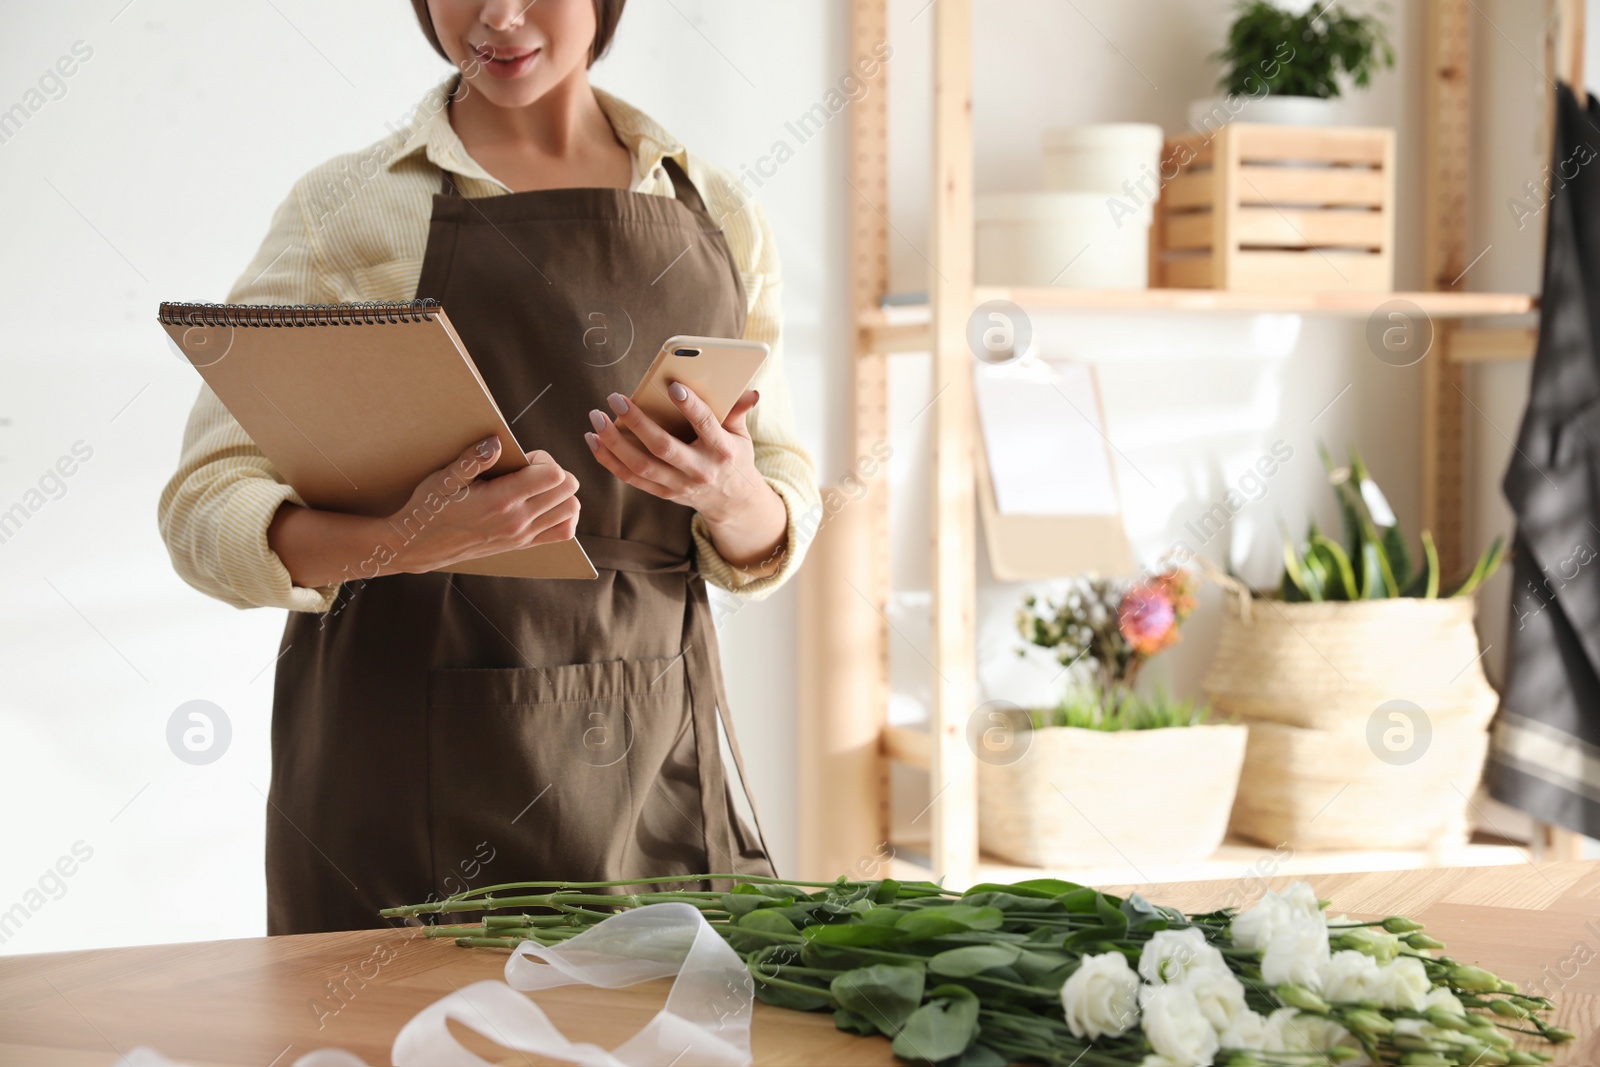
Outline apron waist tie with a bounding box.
[576,533,693,573]
[575,533,775,883]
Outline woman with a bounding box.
[157,0,818,935]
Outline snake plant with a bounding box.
[1278,446,1503,602]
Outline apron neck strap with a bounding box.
[436,157,711,226]
[660,156,715,228]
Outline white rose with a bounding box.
[1139,927,1230,985]
[1277,1010,1357,1055]
[1320,949,1382,1003]
[1139,983,1221,1066]
[1424,986,1466,1015]
[1217,1007,1268,1051]
[1260,914,1330,989]
[1138,1057,1184,1067]
[1372,956,1431,1011]
[1183,964,1251,1034]
[1061,950,1140,1039]
[1230,882,1326,954]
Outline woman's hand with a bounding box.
[267,435,581,589]
[388,436,581,574]
[584,386,788,574]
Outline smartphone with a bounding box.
[630,335,770,441]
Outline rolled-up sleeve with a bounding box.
[156,184,342,612]
[688,194,821,600]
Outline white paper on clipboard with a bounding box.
[972,358,1120,516]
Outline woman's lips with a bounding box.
[474,45,540,79]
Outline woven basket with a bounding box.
[1228,717,1489,850]
[1202,595,1499,731]
[977,723,1248,868]
[1202,591,1498,850]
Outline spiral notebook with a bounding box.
[159,299,596,580]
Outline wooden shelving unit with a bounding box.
[797,0,1587,889]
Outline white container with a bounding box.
[976,192,1149,289]
[1187,94,1341,134]
[1042,123,1165,195]
[978,723,1249,868]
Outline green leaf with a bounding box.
[1381,521,1413,590]
[1058,887,1101,913]
[873,878,901,904]
[1008,877,1088,898]
[894,905,1004,940]
[1453,535,1505,597]
[833,1008,878,1036]
[754,980,832,1011]
[830,964,925,1036]
[1013,949,1073,982]
[1062,924,1128,950]
[1094,892,1131,936]
[803,922,905,947]
[947,1045,1008,1067]
[892,985,980,1063]
[927,943,1023,977]
[1311,534,1357,600]
[1420,529,1440,598]
[1360,539,1397,598]
[1119,892,1172,931]
[728,907,801,952]
[1281,528,1313,602]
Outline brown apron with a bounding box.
[265,153,775,936]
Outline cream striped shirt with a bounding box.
[158,75,819,613]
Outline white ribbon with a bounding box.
[113,903,753,1067]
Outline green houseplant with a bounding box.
[980,570,1248,870]
[1203,446,1505,852]
[1191,1,1396,131]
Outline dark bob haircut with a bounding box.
[410,1,627,67]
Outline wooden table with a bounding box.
[1,862,1596,1066]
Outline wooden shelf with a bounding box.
[860,289,1537,354]
[886,834,1536,890]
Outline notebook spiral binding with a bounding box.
[157,299,441,327]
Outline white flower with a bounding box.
[1184,964,1253,1036]
[1276,1009,1357,1054]
[1217,1006,1268,1051]
[1138,1057,1185,1067]
[1230,882,1326,954]
[1424,986,1466,1015]
[1372,956,1431,1011]
[1139,983,1220,1066]
[1320,949,1382,1003]
[1061,951,1140,1040]
[1139,927,1231,985]
[1259,914,1330,989]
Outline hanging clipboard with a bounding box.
[972,358,1136,580]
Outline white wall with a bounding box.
[0,0,849,954]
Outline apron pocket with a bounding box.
[425,655,703,898]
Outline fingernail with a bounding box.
[668,382,688,402]
[589,409,607,432]
[751,389,760,404]
[607,392,629,415]
[476,436,497,459]
[584,432,598,449]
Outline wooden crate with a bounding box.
[1154,124,1396,292]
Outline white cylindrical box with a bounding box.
[1041,123,1165,196]
[975,192,1149,289]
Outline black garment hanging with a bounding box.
[1487,82,1600,838]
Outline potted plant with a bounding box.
[1189,0,1396,132]
[1202,446,1505,851]
[977,569,1249,869]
